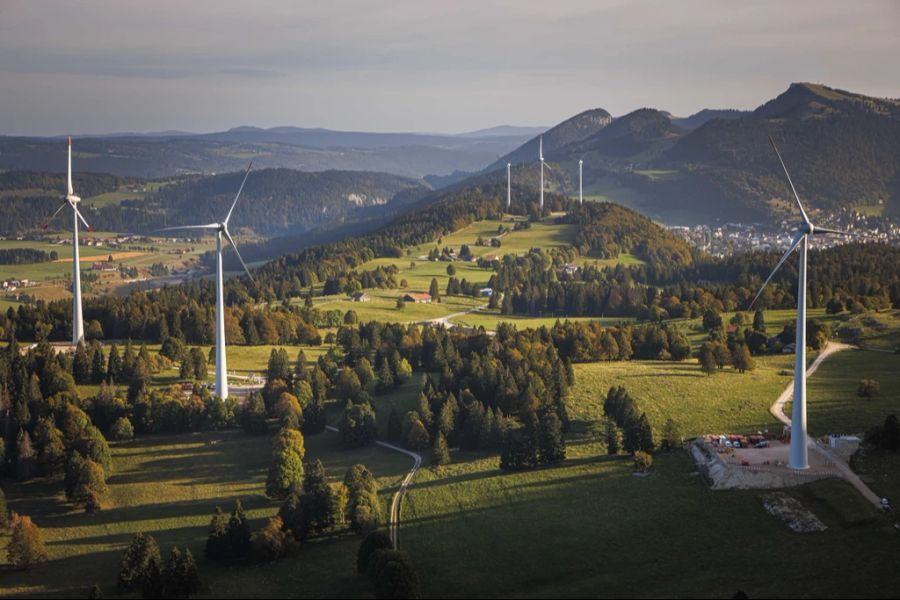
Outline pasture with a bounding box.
[1,427,411,598]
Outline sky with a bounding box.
[0,0,898,136]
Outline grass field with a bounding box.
[805,348,900,436]
[402,446,899,598]
[568,355,798,437]
[315,292,485,325]
[1,426,412,598]
[0,234,215,303]
[449,311,633,332]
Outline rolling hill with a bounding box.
[0,168,428,238]
[0,125,538,180]
[478,83,900,224]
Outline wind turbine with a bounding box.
[578,159,583,205]
[43,137,92,345]
[538,136,545,212]
[159,162,255,400]
[749,136,846,470]
[506,162,512,211]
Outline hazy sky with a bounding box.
[1,0,898,136]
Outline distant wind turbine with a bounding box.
[749,136,847,470]
[158,163,255,400]
[579,159,583,206]
[43,137,92,345]
[506,162,511,211]
[539,136,545,212]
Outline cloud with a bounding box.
[0,0,897,134]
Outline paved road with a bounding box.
[325,425,422,549]
[770,341,884,508]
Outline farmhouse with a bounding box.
[402,292,432,303]
[91,261,116,272]
[351,292,371,302]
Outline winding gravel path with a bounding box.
[325,426,422,548]
[770,341,884,508]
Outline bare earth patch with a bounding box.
[761,492,827,533]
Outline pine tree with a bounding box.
[415,393,433,428]
[698,342,717,376]
[438,398,457,442]
[73,342,92,384]
[106,344,121,382]
[753,308,766,333]
[605,418,619,455]
[205,506,230,562]
[227,500,252,558]
[431,431,450,466]
[117,532,160,592]
[537,412,566,464]
[429,277,440,302]
[499,424,537,471]
[300,459,333,532]
[15,430,36,480]
[73,459,109,513]
[376,357,395,392]
[404,412,430,451]
[90,344,106,384]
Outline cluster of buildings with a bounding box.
[52,234,142,249]
[670,209,899,257]
[2,278,31,292]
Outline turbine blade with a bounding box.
[223,228,256,285]
[539,136,543,161]
[155,223,220,233]
[42,200,68,229]
[73,205,92,231]
[811,226,849,236]
[224,161,253,225]
[749,230,804,309]
[67,136,74,196]
[768,135,810,226]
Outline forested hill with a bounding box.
[477,83,900,224]
[0,171,135,236]
[485,108,612,172]
[0,168,428,237]
[651,83,900,220]
[152,169,427,236]
[249,184,689,299]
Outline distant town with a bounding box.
[670,209,900,257]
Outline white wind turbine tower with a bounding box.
[159,163,255,400]
[538,136,545,212]
[43,137,92,345]
[506,162,512,211]
[750,136,847,469]
[578,159,584,205]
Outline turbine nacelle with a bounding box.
[749,137,850,310]
[155,161,256,286]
